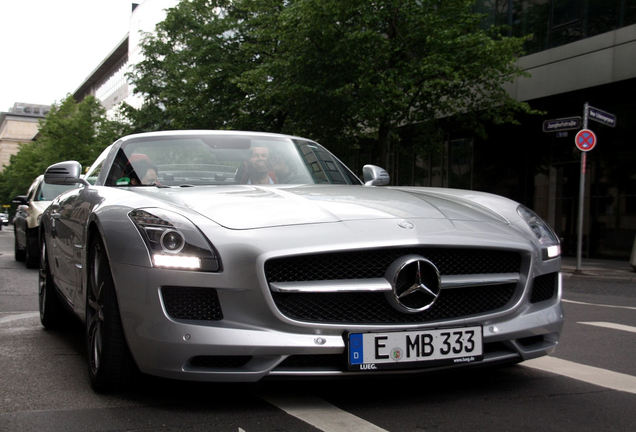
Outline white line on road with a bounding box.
[523,356,636,394]
[0,311,39,324]
[578,321,636,334]
[265,395,388,432]
[562,299,636,310]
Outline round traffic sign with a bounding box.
[575,129,596,152]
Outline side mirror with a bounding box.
[362,164,390,186]
[44,161,89,186]
[12,195,28,205]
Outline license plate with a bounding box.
[347,326,483,371]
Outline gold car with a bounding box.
[12,175,77,267]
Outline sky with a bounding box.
[0,0,137,112]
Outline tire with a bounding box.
[25,229,39,268]
[39,239,67,329]
[14,226,25,262]
[86,236,137,392]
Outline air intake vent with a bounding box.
[161,286,223,321]
[530,272,558,303]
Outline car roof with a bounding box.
[118,130,312,143]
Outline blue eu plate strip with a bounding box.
[349,333,363,365]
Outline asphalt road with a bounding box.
[1,226,635,431]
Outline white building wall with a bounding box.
[125,0,180,109]
[507,24,636,102]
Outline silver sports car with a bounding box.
[39,130,563,392]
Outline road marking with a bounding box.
[0,311,39,324]
[578,321,636,334]
[562,298,636,310]
[265,395,388,432]
[523,356,636,394]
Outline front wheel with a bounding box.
[25,228,39,268]
[86,236,137,392]
[14,226,25,262]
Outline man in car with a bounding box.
[245,146,275,184]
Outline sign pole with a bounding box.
[576,103,589,272]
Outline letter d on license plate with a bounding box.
[348,326,482,370]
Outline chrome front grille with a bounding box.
[265,248,521,281]
[265,248,523,324]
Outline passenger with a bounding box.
[128,154,159,186]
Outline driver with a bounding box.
[245,146,276,184]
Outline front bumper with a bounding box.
[111,261,564,382]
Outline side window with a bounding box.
[105,149,130,186]
[295,141,359,185]
[85,161,103,185]
[85,144,113,185]
[32,183,43,201]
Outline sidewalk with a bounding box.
[560,256,636,281]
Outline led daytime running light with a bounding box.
[153,254,201,269]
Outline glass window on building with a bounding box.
[476,0,636,54]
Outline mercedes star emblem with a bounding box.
[384,255,441,313]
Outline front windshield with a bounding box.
[105,134,360,187]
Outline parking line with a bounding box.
[265,395,388,432]
[523,356,636,394]
[562,299,636,310]
[578,321,636,334]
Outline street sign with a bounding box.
[587,106,616,127]
[575,129,596,152]
[542,116,582,132]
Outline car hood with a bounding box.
[131,185,509,230]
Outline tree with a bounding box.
[127,0,533,166]
[0,96,126,204]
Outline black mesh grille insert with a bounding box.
[530,272,558,303]
[161,286,223,321]
[272,284,516,324]
[265,248,521,282]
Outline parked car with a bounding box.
[39,130,563,392]
[12,175,77,267]
[0,211,9,226]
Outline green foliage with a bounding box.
[126,0,534,163]
[0,95,126,205]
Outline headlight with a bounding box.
[129,208,220,271]
[517,205,560,260]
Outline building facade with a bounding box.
[0,103,50,172]
[73,0,179,113]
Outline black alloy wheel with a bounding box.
[86,236,136,392]
[39,239,66,329]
